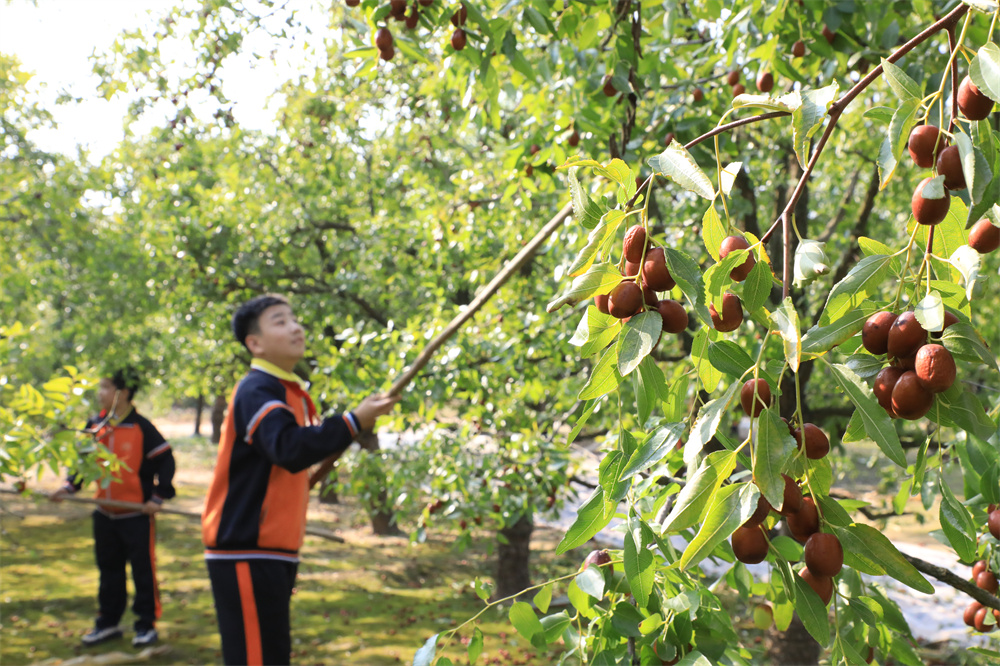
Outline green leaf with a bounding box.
[741,258,773,314]
[579,345,621,400]
[647,142,716,200]
[753,407,796,509]
[413,634,439,666]
[547,263,622,312]
[770,297,801,372]
[690,328,723,392]
[970,43,1000,104]
[556,487,610,554]
[819,255,893,326]
[600,450,630,509]
[913,291,944,332]
[939,478,978,561]
[664,248,712,324]
[567,210,625,277]
[878,98,920,188]
[570,306,621,359]
[684,381,739,467]
[792,83,838,168]
[708,340,755,379]
[792,575,831,645]
[633,356,664,424]
[834,524,934,593]
[829,364,906,467]
[731,91,802,113]
[981,463,1000,505]
[533,585,552,614]
[540,612,572,643]
[624,518,654,607]
[568,167,606,230]
[705,250,750,307]
[661,450,739,533]
[509,602,544,642]
[702,206,726,261]
[680,482,757,570]
[942,322,998,369]
[622,422,685,479]
[933,384,997,441]
[618,311,662,376]
[880,58,922,101]
[801,307,872,357]
[468,627,484,665]
[575,567,605,599]
[955,132,994,207]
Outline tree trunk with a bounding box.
[194,393,204,436]
[356,430,402,536]
[765,614,820,665]
[211,393,227,444]
[494,512,534,601]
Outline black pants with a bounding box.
[92,511,159,631]
[206,558,297,665]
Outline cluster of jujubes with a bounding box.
[863,310,958,420]
[708,235,756,333]
[354,0,453,60]
[593,225,689,342]
[908,72,995,225]
[963,508,1000,632]
[731,382,841,605]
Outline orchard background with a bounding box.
[3,0,1000,664]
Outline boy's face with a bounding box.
[97,378,125,412]
[245,303,306,370]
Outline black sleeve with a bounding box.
[141,420,176,501]
[237,381,356,474]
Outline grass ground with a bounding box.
[0,433,581,665]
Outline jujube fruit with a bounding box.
[727,70,740,86]
[375,28,393,50]
[911,177,951,226]
[719,235,755,281]
[608,281,643,319]
[973,560,988,580]
[777,474,803,516]
[451,28,467,51]
[657,300,688,334]
[692,88,704,103]
[805,532,844,577]
[862,311,897,355]
[740,378,771,417]
[914,344,956,393]
[974,606,996,632]
[346,0,360,7]
[757,71,774,93]
[583,549,613,573]
[641,247,676,291]
[791,40,806,58]
[642,286,658,307]
[873,366,905,415]
[887,311,926,359]
[977,570,999,594]
[969,219,1000,254]
[908,125,946,168]
[937,145,966,190]
[799,569,833,605]
[623,225,649,262]
[405,11,420,29]
[710,293,743,332]
[989,509,1000,540]
[732,83,745,97]
[379,45,395,61]
[822,25,835,44]
[890,370,934,420]
[568,130,580,148]
[731,524,769,564]
[602,75,616,97]
[593,293,610,314]
[966,601,984,627]
[795,423,830,460]
[450,4,467,26]
[744,493,772,527]
[624,258,640,277]
[787,497,819,542]
[958,75,995,121]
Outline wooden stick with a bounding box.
[1,488,345,544]
[308,201,575,489]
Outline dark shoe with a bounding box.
[81,626,123,646]
[132,628,158,647]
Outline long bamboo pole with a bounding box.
[1,488,345,544]
[308,200,575,488]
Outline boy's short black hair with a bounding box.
[232,294,290,349]
[109,365,142,399]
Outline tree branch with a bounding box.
[902,552,1000,611]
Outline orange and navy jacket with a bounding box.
[63,408,176,518]
[201,359,360,563]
